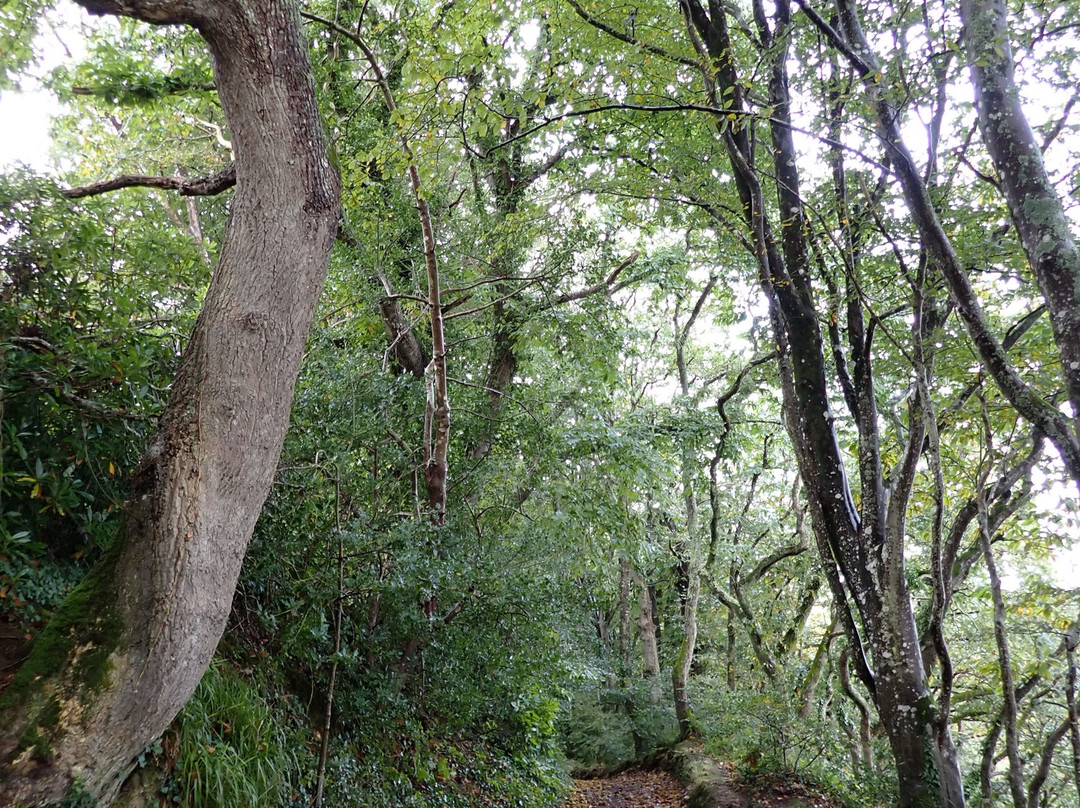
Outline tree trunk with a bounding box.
[673,571,699,739]
[979,513,1025,808]
[1067,634,1080,802]
[959,0,1080,436]
[0,2,339,804]
[632,569,661,699]
[799,617,837,719]
[619,558,632,678]
[839,646,874,770]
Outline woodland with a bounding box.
[0,0,1079,806]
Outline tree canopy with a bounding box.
[1,0,1079,806]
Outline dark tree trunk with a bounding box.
[960,0,1080,438]
[0,1,339,804]
[1067,633,1080,802]
[673,0,964,803]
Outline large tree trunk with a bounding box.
[0,2,340,804]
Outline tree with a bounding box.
[0,0,339,803]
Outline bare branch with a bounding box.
[544,251,640,308]
[62,164,236,199]
[25,371,152,421]
[564,0,701,69]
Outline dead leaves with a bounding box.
[569,770,688,808]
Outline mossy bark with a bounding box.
[0,0,339,804]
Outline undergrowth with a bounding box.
[160,662,302,808]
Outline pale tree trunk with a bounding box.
[619,558,632,678]
[632,569,661,702]
[669,282,711,740]
[839,646,874,770]
[672,573,699,739]
[0,1,339,804]
[798,616,837,719]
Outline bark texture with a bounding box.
[960,0,1080,439]
[0,1,340,804]
[675,0,964,802]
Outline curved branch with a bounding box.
[62,164,236,199]
[565,0,701,69]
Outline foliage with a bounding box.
[163,664,301,808]
[0,168,209,625]
[4,0,1080,805]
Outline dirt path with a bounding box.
[565,766,834,808]
[566,770,688,807]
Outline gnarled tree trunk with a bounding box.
[0,1,340,804]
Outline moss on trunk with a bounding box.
[0,564,123,766]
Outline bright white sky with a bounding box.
[0,89,59,169]
[0,1,86,171]
[1,4,1077,590]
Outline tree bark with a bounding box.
[798,0,1080,485]
[799,618,837,719]
[672,572,699,739]
[978,488,1025,808]
[1067,631,1080,803]
[960,0,1080,436]
[0,1,339,804]
[1025,717,1071,808]
[619,558,632,677]
[840,645,874,770]
[632,569,661,696]
[674,0,965,802]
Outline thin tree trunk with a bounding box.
[799,617,838,719]
[632,569,661,701]
[1067,635,1080,802]
[800,0,1080,483]
[977,423,1025,808]
[1026,717,1070,808]
[0,1,340,804]
[315,479,346,808]
[840,646,874,770]
[726,613,737,689]
[619,558,632,678]
[673,572,699,739]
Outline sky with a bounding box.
[0,1,85,171]
[0,89,59,169]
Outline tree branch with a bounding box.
[542,251,640,308]
[62,163,236,199]
[565,0,701,69]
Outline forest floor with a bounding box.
[567,770,690,807]
[566,766,839,808]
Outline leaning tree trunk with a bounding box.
[959,0,1080,438]
[0,1,340,804]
